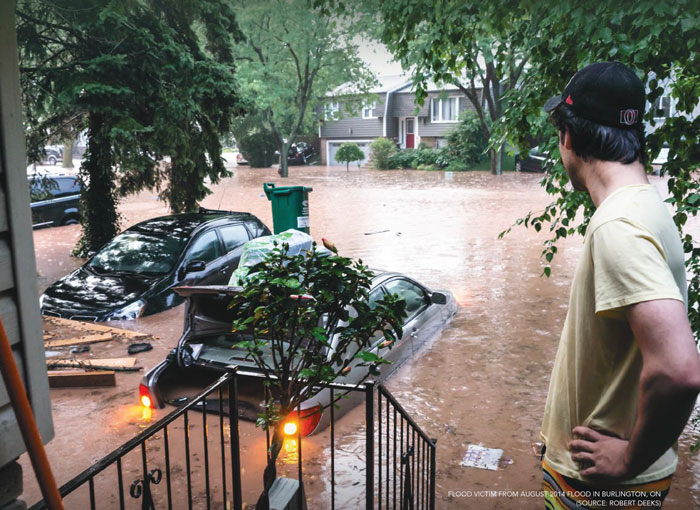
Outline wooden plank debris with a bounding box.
[43,316,148,339]
[48,370,116,388]
[44,334,112,348]
[46,357,136,369]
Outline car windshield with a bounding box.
[88,232,188,276]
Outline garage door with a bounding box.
[328,141,371,167]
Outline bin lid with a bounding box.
[263,182,313,197]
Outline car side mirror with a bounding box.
[430,291,447,305]
[179,260,206,280]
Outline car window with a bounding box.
[246,220,269,238]
[185,230,222,264]
[88,232,187,275]
[383,278,428,320]
[54,177,80,198]
[219,224,250,252]
[368,287,385,310]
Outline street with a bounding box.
[23,165,700,509]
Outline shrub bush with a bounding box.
[230,115,277,167]
[369,137,397,169]
[446,112,488,167]
[335,142,365,171]
[387,148,417,169]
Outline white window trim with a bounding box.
[653,96,672,121]
[324,101,340,121]
[431,96,460,123]
[362,101,377,119]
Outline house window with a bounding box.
[324,101,340,121]
[431,97,459,122]
[654,96,671,119]
[362,102,377,119]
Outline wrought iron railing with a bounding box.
[30,367,436,510]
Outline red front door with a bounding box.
[405,118,415,148]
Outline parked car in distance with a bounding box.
[28,174,81,229]
[42,146,63,165]
[236,152,248,165]
[515,146,551,172]
[287,141,316,165]
[139,271,457,436]
[40,209,271,321]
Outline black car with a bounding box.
[514,147,552,172]
[40,209,271,321]
[42,146,63,165]
[28,174,81,228]
[287,142,316,165]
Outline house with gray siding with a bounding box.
[319,75,482,166]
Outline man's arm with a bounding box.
[569,298,700,480]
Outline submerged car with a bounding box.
[40,209,271,321]
[28,174,81,228]
[515,146,553,172]
[139,271,457,435]
[287,142,316,165]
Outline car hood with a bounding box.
[41,267,162,320]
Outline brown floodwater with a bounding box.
[23,165,700,509]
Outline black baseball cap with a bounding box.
[544,61,645,129]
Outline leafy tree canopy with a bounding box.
[17,0,245,253]
[335,142,365,171]
[232,0,375,177]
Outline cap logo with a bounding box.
[565,95,573,105]
[620,109,639,125]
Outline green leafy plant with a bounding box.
[369,137,398,169]
[387,148,417,168]
[446,113,488,167]
[335,142,366,171]
[227,240,406,509]
[230,115,278,168]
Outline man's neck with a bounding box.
[583,160,649,207]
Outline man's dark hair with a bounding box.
[550,104,645,164]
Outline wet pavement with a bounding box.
[24,165,700,509]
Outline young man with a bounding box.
[540,61,700,509]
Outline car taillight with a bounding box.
[282,405,322,437]
[139,383,153,409]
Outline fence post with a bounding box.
[365,381,375,510]
[429,439,437,510]
[227,368,242,510]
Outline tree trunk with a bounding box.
[255,425,285,510]
[278,141,289,178]
[74,112,119,257]
[490,147,503,176]
[62,137,74,168]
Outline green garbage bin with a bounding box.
[263,182,313,234]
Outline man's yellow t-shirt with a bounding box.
[541,183,687,485]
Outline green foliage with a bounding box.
[227,240,406,506]
[230,115,277,168]
[446,112,488,166]
[387,148,417,169]
[228,241,405,416]
[18,0,244,251]
[369,137,397,169]
[232,0,375,177]
[335,142,366,171]
[317,0,531,174]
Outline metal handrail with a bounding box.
[29,371,235,509]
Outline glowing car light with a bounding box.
[141,395,152,409]
[283,421,298,436]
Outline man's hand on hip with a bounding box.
[569,426,633,481]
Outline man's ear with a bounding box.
[561,128,573,150]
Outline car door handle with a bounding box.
[410,329,419,338]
